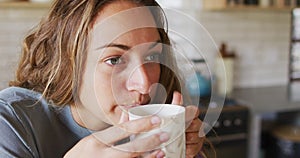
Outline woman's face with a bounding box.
[76,1,162,130]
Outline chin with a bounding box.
[105,106,123,124]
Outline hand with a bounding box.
[172,92,205,158]
[64,113,169,158]
[185,106,204,158]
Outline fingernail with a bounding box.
[198,128,206,137]
[159,132,170,142]
[156,150,165,158]
[151,116,161,125]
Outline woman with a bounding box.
[0,0,204,157]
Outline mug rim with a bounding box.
[128,104,185,118]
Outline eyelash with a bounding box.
[104,52,162,66]
[104,56,123,66]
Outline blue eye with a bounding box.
[104,57,123,66]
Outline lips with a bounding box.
[120,105,138,111]
[119,99,151,111]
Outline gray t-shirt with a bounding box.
[0,87,91,158]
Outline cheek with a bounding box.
[93,69,119,122]
[94,67,125,107]
[94,69,113,101]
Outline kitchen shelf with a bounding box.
[0,1,51,8]
[290,72,300,80]
[290,78,300,82]
[204,5,294,12]
[292,39,300,42]
[289,8,300,86]
[202,0,298,12]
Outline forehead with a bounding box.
[94,1,156,25]
[90,1,160,49]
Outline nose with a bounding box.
[126,64,152,94]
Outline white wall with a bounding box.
[197,10,291,88]
[0,8,48,90]
[165,7,291,88]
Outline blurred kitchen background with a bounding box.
[1,0,300,158]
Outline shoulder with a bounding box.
[0,87,40,157]
[0,86,54,129]
[0,87,40,120]
[0,87,49,116]
[0,87,43,105]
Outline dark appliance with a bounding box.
[198,97,250,158]
[266,125,300,158]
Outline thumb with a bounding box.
[118,110,129,124]
[171,91,183,105]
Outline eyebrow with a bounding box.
[97,39,162,51]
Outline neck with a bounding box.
[70,104,111,131]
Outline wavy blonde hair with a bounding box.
[10,0,181,106]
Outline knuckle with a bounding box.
[122,133,162,154]
[186,122,199,132]
[136,134,161,151]
[127,143,140,153]
[186,143,201,156]
[153,133,163,143]
[186,132,202,143]
[191,119,201,128]
[194,119,202,127]
[123,117,153,134]
[85,135,101,146]
[186,132,194,141]
[151,133,166,147]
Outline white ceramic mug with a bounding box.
[128,104,185,158]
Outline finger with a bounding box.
[186,118,202,132]
[186,142,203,157]
[186,131,204,144]
[119,110,129,124]
[185,106,200,122]
[144,150,165,158]
[92,116,162,145]
[171,91,183,105]
[185,106,200,130]
[109,132,170,157]
[186,118,206,138]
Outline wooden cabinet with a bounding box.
[202,0,300,10]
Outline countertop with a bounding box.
[230,85,300,114]
[229,85,300,158]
